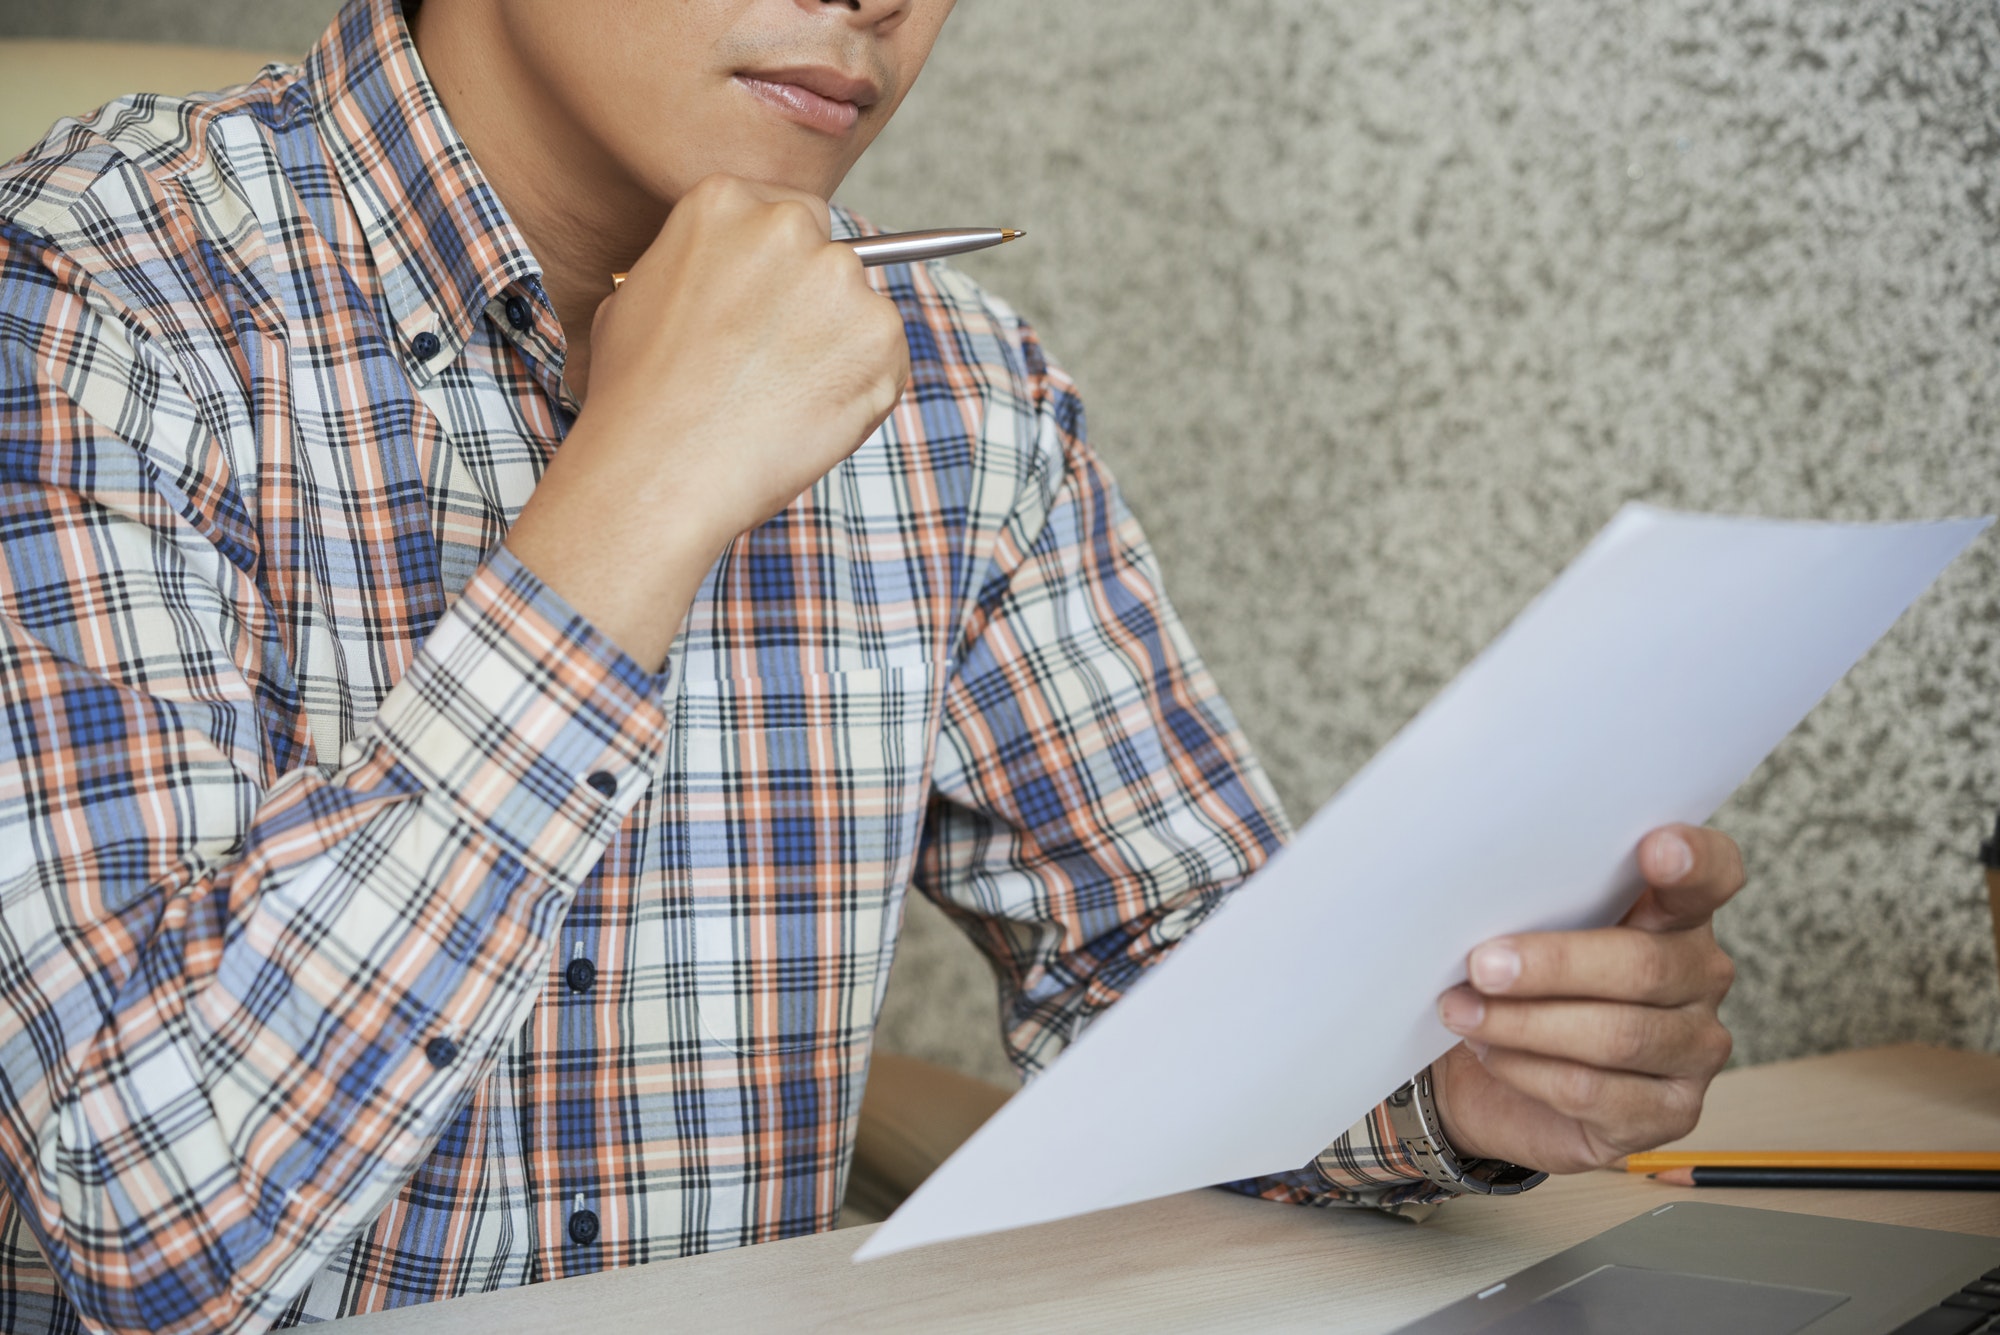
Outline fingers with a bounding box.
[1456,825,1742,1005]
[719,175,835,234]
[1439,987,1732,1078]
[1428,825,1745,1171]
[1626,824,1746,931]
[674,173,832,232]
[624,176,836,296]
[1464,924,1734,1006]
[1473,1047,1710,1151]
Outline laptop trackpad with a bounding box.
[1479,1264,1848,1334]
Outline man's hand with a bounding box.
[1427,824,1744,1174]
[506,174,911,669]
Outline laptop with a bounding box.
[1390,1202,2000,1335]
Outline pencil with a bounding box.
[1982,809,2000,994]
[1653,1166,2000,1191]
[1622,1151,2000,1173]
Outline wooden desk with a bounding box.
[348,1044,2000,1333]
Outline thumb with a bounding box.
[1622,825,1746,932]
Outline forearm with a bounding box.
[503,415,726,671]
[0,551,667,1335]
[502,173,909,672]
[0,169,902,1332]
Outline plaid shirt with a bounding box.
[0,2,1448,1330]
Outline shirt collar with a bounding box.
[307,0,544,380]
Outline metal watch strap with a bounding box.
[1385,1068,1549,1196]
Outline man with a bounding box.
[0,0,1742,1330]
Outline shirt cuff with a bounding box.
[1310,1097,1468,1208]
[371,545,671,882]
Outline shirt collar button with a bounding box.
[410,331,442,361]
[505,295,533,332]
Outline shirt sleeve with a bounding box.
[910,315,1456,1212]
[0,233,669,1332]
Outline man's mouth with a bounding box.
[734,66,882,136]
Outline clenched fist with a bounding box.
[508,174,910,668]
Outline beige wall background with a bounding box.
[6,1,2000,1090]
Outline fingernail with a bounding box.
[1438,989,1485,1033]
[1469,943,1522,993]
[1648,831,1695,884]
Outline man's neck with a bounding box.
[409,3,665,395]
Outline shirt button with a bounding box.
[424,1036,458,1068]
[586,771,618,798]
[568,1209,600,1246]
[410,331,441,361]
[566,957,597,994]
[505,295,533,331]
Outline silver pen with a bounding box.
[840,226,1024,267]
[611,226,1022,288]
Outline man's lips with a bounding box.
[734,67,880,135]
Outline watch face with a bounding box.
[1462,1160,1551,1195]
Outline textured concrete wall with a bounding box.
[0,0,329,51]
[848,0,2000,1085]
[8,1,2000,1090]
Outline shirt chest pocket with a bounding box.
[675,665,936,1055]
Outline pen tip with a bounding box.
[1001,229,1025,243]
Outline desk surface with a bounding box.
[348,1044,2000,1334]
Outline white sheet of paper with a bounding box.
[856,505,1989,1262]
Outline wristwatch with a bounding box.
[1383,1065,1549,1196]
